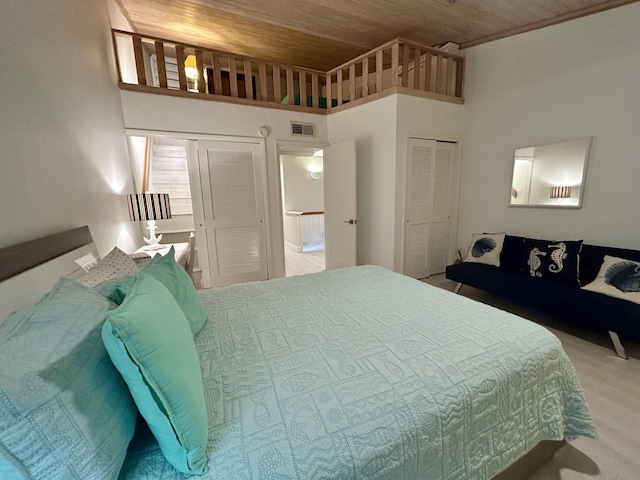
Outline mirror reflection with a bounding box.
[509,136,591,208]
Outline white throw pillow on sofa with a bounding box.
[464,233,506,267]
[581,255,640,305]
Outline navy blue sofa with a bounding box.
[445,235,640,358]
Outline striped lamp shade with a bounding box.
[550,186,572,199]
[127,193,172,221]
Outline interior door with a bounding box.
[404,138,436,279]
[428,142,455,275]
[323,139,357,270]
[196,140,268,287]
[403,138,456,278]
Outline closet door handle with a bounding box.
[343,219,357,225]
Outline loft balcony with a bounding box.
[112,30,465,114]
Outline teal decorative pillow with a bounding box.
[102,272,208,475]
[115,246,207,336]
[0,277,137,479]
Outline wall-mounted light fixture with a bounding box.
[309,171,323,180]
[550,186,572,199]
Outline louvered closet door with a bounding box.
[404,138,455,278]
[428,142,454,275]
[197,140,268,287]
[404,138,436,279]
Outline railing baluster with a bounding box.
[326,73,332,110]
[424,51,432,92]
[413,47,421,90]
[259,63,268,101]
[446,56,455,96]
[401,44,410,88]
[155,41,167,88]
[455,58,465,98]
[391,42,400,87]
[175,46,187,91]
[299,71,307,107]
[244,59,254,99]
[229,56,238,98]
[349,64,356,101]
[311,72,319,108]
[286,68,294,105]
[212,53,222,95]
[273,65,281,102]
[362,56,369,97]
[132,36,147,86]
[437,55,446,94]
[337,69,343,105]
[375,50,383,93]
[195,49,205,93]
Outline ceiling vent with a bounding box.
[291,122,315,137]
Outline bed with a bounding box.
[0,228,596,480]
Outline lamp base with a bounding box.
[143,220,162,246]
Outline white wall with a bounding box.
[281,155,324,212]
[0,0,139,255]
[120,91,328,278]
[459,3,640,250]
[328,96,398,269]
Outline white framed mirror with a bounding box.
[509,136,592,208]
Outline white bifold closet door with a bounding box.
[196,140,268,287]
[404,138,455,279]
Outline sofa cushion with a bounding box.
[500,235,526,271]
[524,238,582,284]
[464,233,505,267]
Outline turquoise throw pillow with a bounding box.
[102,272,208,475]
[109,246,207,336]
[140,246,208,336]
[0,277,137,479]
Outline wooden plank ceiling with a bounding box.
[117,0,637,70]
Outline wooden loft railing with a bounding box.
[112,29,328,114]
[112,30,464,114]
[326,38,465,112]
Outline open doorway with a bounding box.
[279,149,325,277]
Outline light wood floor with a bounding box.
[423,274,640,480]
[284,248,325,277]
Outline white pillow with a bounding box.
[464,233,506,267]
[78,247,138,287]
[581,255,640,305]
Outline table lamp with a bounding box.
[127,193,172,246]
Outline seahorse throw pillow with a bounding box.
[464,233,506,267]
[581,255,640,305]
[524,238,583,284]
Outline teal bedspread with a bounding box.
[120,266,595,479]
